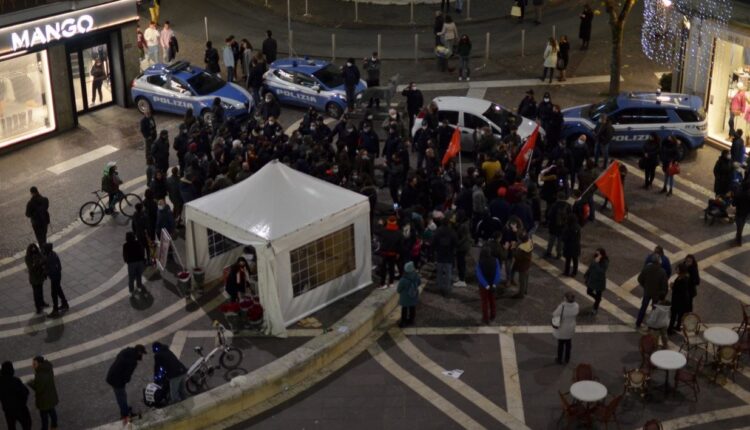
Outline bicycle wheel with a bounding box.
[119,193,142,218]
[79,202,105,226]
[185,372,205,394]
[220,347,243,370]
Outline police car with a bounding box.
[131,61,254,122]
[262,57,367,119]
[562,92,706,159]
[412,96,542,152]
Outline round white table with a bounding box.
[570,380,608,403]
[650,350,687,394]
[703,327,739,346]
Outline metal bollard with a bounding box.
[409,2,415,24]
[355,0,360,22]
[485,32,490,62]
[521,29,525,57]
[204,17,208,41]
[377,34,382,58]
[289,30,293,57]
[552,25,556,40]
[466,0,472,20]
[264,0,269,7]
[304,0,310,17]
[414,34,419,63]
[332,34,336,61]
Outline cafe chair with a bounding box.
[591,394,623,430]
[623,367,650,399]
[713,345,741,383]
[735,329,750,365]
[558,391,589,430]
[673,356,703,402]
[679,313,708,360]
[639,334,659,374]
[642,419,663,430]
[736,303,750,337]
[572,363,598,383]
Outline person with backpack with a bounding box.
[476,246,502,324]
[583,248,608,315]
[544,191,570,259]
[397,262,421,327]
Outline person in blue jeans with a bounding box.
[106,345,147,423]
[635,254,669,328]
[660,135,680,196]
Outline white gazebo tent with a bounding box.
[184,160,372,337]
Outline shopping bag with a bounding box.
[511,5,522,17]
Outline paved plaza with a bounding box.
[1,1,750,429]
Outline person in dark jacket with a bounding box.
[561,214,581,276]
[635,254,668,328]
[593,114,613,168]
[262,30,277,64]
[682,254,700,312]
[123,232,147,295]
[579,4,594,49]
[247,55,267,104]
[433,213,458,296]
[731,129,747,183]
[401,82,424,131]
[545,191,570,259]
[557,35,570,81]
[584,248,608,314]
[397,262,421,327]
[106,345,147,421]
[226,257,251,301]
[0,361,32,430]
[155,199,175,238]
[517,89,537,119]
[27,357,58,430]
[668,263,692,334]
[713,150,734,196]
[342,58,360,111]
[25,244,47,314]
[203,41,220,74]
[149,169,168,200]
[642,133,661,189]
[25,187,50,246]
[537,92,553,132]
[659,135,680,196]
[433,10,445,46]
[511,233,533,298]
[43,243,68,318]
[151,129,170,173]
[734,178,750,246]
[167,167,184,223]
[152,342,188,403]
[476,246,502,324]
[378,216,404,289]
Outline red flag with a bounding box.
[441,127,461,166]
[513,125,539,175]
[595,160,626,222]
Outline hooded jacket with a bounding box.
[27,361,58,411]
[0,363,29,414]
[397,262,421,307]
[153,342,187,379]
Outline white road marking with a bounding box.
[46,145,119,175]
[396,75,622,92]
[466,87,487,99]
[498,332,525,424]
[620,159,714,199]
[620,160,706,208]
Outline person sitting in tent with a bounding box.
[225,257,251,302]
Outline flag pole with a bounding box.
[581,160,619,198]
[524,144,534,180]
[458,150,464,189]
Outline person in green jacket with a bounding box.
[584,248,609,315]
[27,356,58,430]
[397,262,421,328]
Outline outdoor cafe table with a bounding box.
[650,350,687,394]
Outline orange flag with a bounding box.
[513,125,539,175]
[441,127,461,166]
[595,160,626,222]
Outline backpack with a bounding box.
[101,174,112,193]
[555,202,571,228]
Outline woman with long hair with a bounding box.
[541,37,558,84]
[557,35,570,81]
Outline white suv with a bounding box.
[412,96,542,152]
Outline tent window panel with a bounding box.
[207,228,241,258]
[290,224,356,297]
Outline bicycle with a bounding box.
[185,320,243,394]
[79,190,142,226]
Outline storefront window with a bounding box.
[707,38,749,145]
[0,51,55,149]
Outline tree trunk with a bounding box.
[609,20,625,96]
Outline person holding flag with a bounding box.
[513,125,540,177]
[586,160,627,222]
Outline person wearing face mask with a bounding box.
[155,199,175,239]
[413,122,433,171]
[360,123,380,158]
[382,109,408,139]
[546,105,564,153]
[341,58,361,111]
[263,116,281,139]
[363,52,381,108]
[311,117,332,143]
[401,82,424,131]
[537,92,553,132]
[570,134,588,190]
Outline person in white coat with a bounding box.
[541,37,558,84]
[552,292,579,364]
[438,16,459,54]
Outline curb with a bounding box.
[94,285,398,429]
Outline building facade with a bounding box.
[0,0,140,150]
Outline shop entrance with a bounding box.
[68,37,114,113]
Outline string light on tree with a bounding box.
[641,0,732,73]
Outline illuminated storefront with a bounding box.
[0,0,139,150]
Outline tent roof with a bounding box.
[185,160,369,242]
